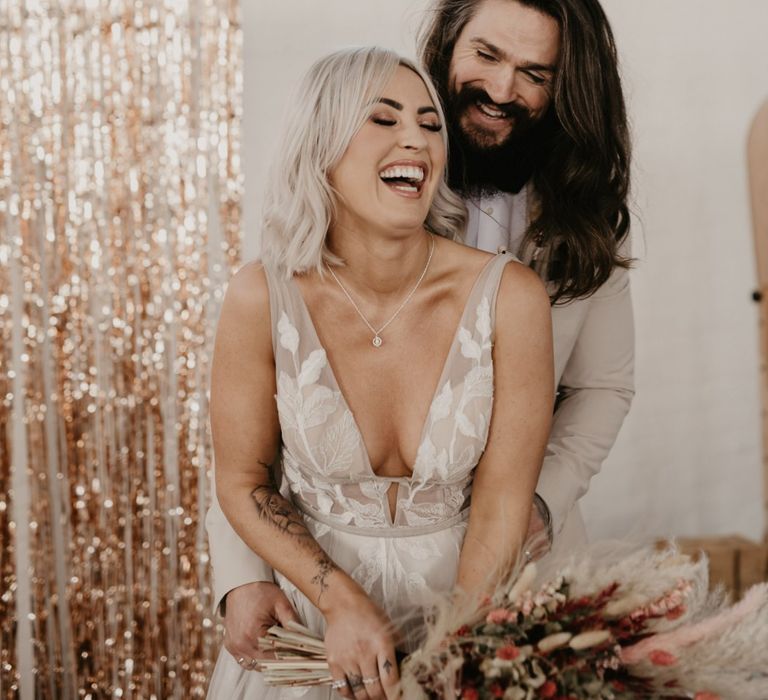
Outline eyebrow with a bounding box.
[378,97,439,115]
[470,37,557,73]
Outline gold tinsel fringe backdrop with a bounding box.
[0,1,242,697]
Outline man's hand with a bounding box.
[524,495,553,562]
[222,581,300,668]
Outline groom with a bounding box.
[207,0,634,664]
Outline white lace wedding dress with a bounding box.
[207,253,513,699]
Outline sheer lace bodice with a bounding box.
[265,253,511,534]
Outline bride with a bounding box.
[207,47,553,699]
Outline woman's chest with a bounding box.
[308,318,455,473]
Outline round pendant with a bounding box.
[372,335,383,348]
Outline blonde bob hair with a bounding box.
[260,46,467,276]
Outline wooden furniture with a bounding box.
[669,537,768,598]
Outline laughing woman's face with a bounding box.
[329,65,446,239]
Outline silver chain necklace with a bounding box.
[326,234,435,348]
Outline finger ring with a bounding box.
[524,549,533,562]
[236,656,245,665]
[247,658,258,669]
[331,679,348,690]
[362,676,380,685]
[347,673,364,690]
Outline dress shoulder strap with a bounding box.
[261,265,308,358]
[466,252,517,336]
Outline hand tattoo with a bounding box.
[347,673,363,691]
[383,658,393,675]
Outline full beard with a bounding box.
[445,85,552,198]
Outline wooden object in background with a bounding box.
[660,536,768,598]
[748,98,768,542]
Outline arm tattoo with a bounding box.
[310,553,338,603]
[249,461,339,603]
[250,484,313,541]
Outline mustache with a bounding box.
[449,85,531,121]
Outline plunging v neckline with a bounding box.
[287,254,499,483]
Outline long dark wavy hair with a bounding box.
[419,0,632,303]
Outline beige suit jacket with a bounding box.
[206,194,635,609]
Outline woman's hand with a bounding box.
[323,591,400,700]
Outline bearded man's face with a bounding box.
[447,0,560,156]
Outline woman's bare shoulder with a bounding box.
[496,258,551,333]
[500,256,548,297]
[434,235,495,288]
[222,260,271,317]
[438,235,495,265]
[216,260,275,355]
[435,236,544,300]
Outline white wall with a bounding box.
[582,0,767,541]
[243,1,768,541]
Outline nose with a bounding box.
[399,118,428,151]
[486,66,517,106]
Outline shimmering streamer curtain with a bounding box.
[0,1,242,697]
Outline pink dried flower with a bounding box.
[649,650,678,666]
[486,608,513,625]
[539,680,558,698]
[665,606,686,620]
[496,644,520,660]
[629,579,694,621]
[622,584,767,665]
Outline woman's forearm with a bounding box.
[456,532,501,595]
[455,502,531,597]
[249,482,339,604]
[218,465,362,614]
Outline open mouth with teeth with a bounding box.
[475,101,509,120]
[379,165,426,194]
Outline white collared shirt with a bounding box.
[463,188,528,257]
